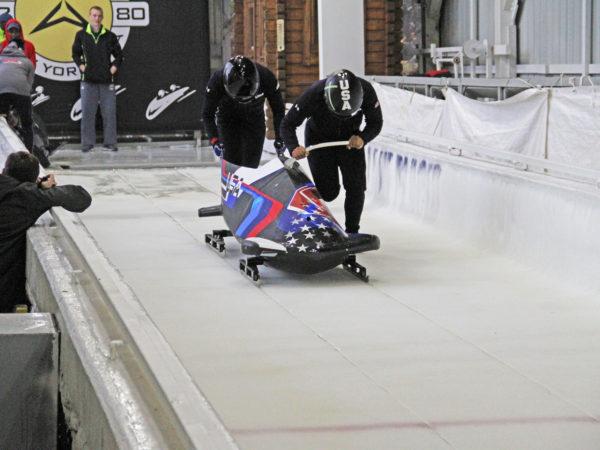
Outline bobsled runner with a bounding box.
[198,142,380,283]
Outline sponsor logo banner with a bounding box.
[3,0,209,133]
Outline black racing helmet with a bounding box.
[323,69,363,117]
[223,55,260,103]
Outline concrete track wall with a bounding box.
[367,136,600,292]
[0,119,238,449]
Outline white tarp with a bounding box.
[437,88,549,158]
[371,81,600,170]
[371,82,444,135]
[547,86,600,170]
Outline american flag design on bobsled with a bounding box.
[217,155,379,275]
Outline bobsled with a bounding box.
[198,142,380,282]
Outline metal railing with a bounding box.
[369,73,598,100]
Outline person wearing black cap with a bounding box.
[1,18,36,68]
[0,13,12,41]
[279,69,383,234]
[201,55,285,168]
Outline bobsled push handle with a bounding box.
[277,140,351,171]
[306,141,351,153]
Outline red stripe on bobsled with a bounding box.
[221,159,284,237]
[243,183,283,237]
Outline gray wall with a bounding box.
[209,0,234,71]
[0,314,57,450]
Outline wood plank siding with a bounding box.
[232,0,403,104]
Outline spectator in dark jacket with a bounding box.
[0,152,92,312]
[280,69,383,234]
[0,40,35,151]
[72,6,123,152]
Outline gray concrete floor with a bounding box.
[48,141,218,170]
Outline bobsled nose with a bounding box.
[198,204,222,217]
[242,237,287,257]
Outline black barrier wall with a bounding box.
[7,0,210,136]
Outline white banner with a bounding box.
[438,88,549,158]
[372,82,445,135]
[547,86,600,170]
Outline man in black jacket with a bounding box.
[280,69,383,234]
[72,6,123,152]
[202,55,285,168]
[0,152,92,312]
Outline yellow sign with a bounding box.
[0,0,149,81]
[17,0,113,63]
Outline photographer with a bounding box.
[0,152,92,312]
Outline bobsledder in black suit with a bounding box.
[280,69,383,234]
[202,55,286,168]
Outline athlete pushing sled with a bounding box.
[198,147,380,283]
[198,68,382,282]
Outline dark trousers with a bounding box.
[0,93,33,151]
[0,237,29,313]
[80,82,117,146]
[0,262,28,313]
[218,119,265,168]
[306,143,366,233]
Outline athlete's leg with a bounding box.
[307,146,342,202]
[218,121,245,166]
[239,120,266,168]
[338,147,366,233]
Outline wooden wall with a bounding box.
[231,0,403,104]
[232,1,244,56]
[282,1,320,103]
[365,0,404,75]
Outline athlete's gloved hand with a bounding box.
[347,135,365,149]
[273,139,284,155]
[211,138,224,158]
[292,146,308,160]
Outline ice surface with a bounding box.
[51,159,600,449]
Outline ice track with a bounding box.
[54,164,600,450]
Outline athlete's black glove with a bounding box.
[274,139,284,155]
[211,138,224,158]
